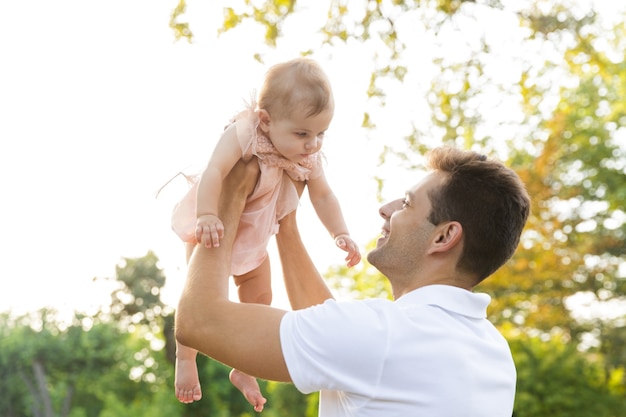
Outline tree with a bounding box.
[480,14,626,384]
[107,250,176,364]
[0,313,30,417]
[0,251,271,417]
[508,329,625,416]
[0,309,138,417]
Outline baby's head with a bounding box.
[258,58,334,121]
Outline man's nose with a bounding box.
[379,199,401,219]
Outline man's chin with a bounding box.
[366,245,383,266]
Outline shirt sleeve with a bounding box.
[280,298,390,394]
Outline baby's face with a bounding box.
[265,107,333,163]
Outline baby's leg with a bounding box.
[233,255,272,305]
[175,242,202,403]
[229,256,272,412]
[175,342,202,403]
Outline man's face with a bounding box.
[367,171,444,279]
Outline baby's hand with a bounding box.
[195,214,224,248]
[335,234,361,268]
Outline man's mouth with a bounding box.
[376,229,389,246]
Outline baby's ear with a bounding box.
[258,109,271,133]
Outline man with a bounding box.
[175,146,530,416]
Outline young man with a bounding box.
[175,146,530,416]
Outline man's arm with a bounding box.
[276,203,334,310]
[175,159,292,382]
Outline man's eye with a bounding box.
[296,132,308,137]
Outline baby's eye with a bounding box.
[402,198,409,208]
[317,131,326,139]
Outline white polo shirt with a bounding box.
[280,284,516,417]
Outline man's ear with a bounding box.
[258,109,271,134]
[428,221,463,255]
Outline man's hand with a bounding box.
[195,214,224,248]
[335,234,361,268]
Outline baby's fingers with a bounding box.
[345,249,362,268]
[205,225,224,248]
[196,224,224,248]
[335,235,361,267]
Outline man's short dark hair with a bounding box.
[426,146,531,283]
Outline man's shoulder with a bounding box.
[283,298,396,337]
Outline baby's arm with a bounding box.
[306,172,361,267]
[195,123,244,248]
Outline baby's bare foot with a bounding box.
[175,357,202,403]
[229,368,267,412]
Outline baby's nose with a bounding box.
[305,138,318,150]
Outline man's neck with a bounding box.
[392,272,474,299]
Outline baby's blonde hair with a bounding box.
[257,57,334,120]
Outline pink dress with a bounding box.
[171,106,323,276]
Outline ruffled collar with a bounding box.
[255,134,319,181]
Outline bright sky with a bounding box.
[0,1,411,316]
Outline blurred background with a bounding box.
[1,1,624,416]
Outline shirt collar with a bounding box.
[395,284,491,319]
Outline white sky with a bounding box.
[0,1,411,316]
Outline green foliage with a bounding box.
[0,313,30,417]
[325,240,392,301]
[218,0,297,47]
[508,331,626,416]
[98,390,179,417]
[479,14,626,386]
[0,309,144,417]
[108,251,176,365]
[169,0,192,43]
[265,381,313,417]
[110,250,168,322]
[0,252,184,417]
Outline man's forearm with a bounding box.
[175,160,252,351]
[276,211,334,309]
[177,243,291,382]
